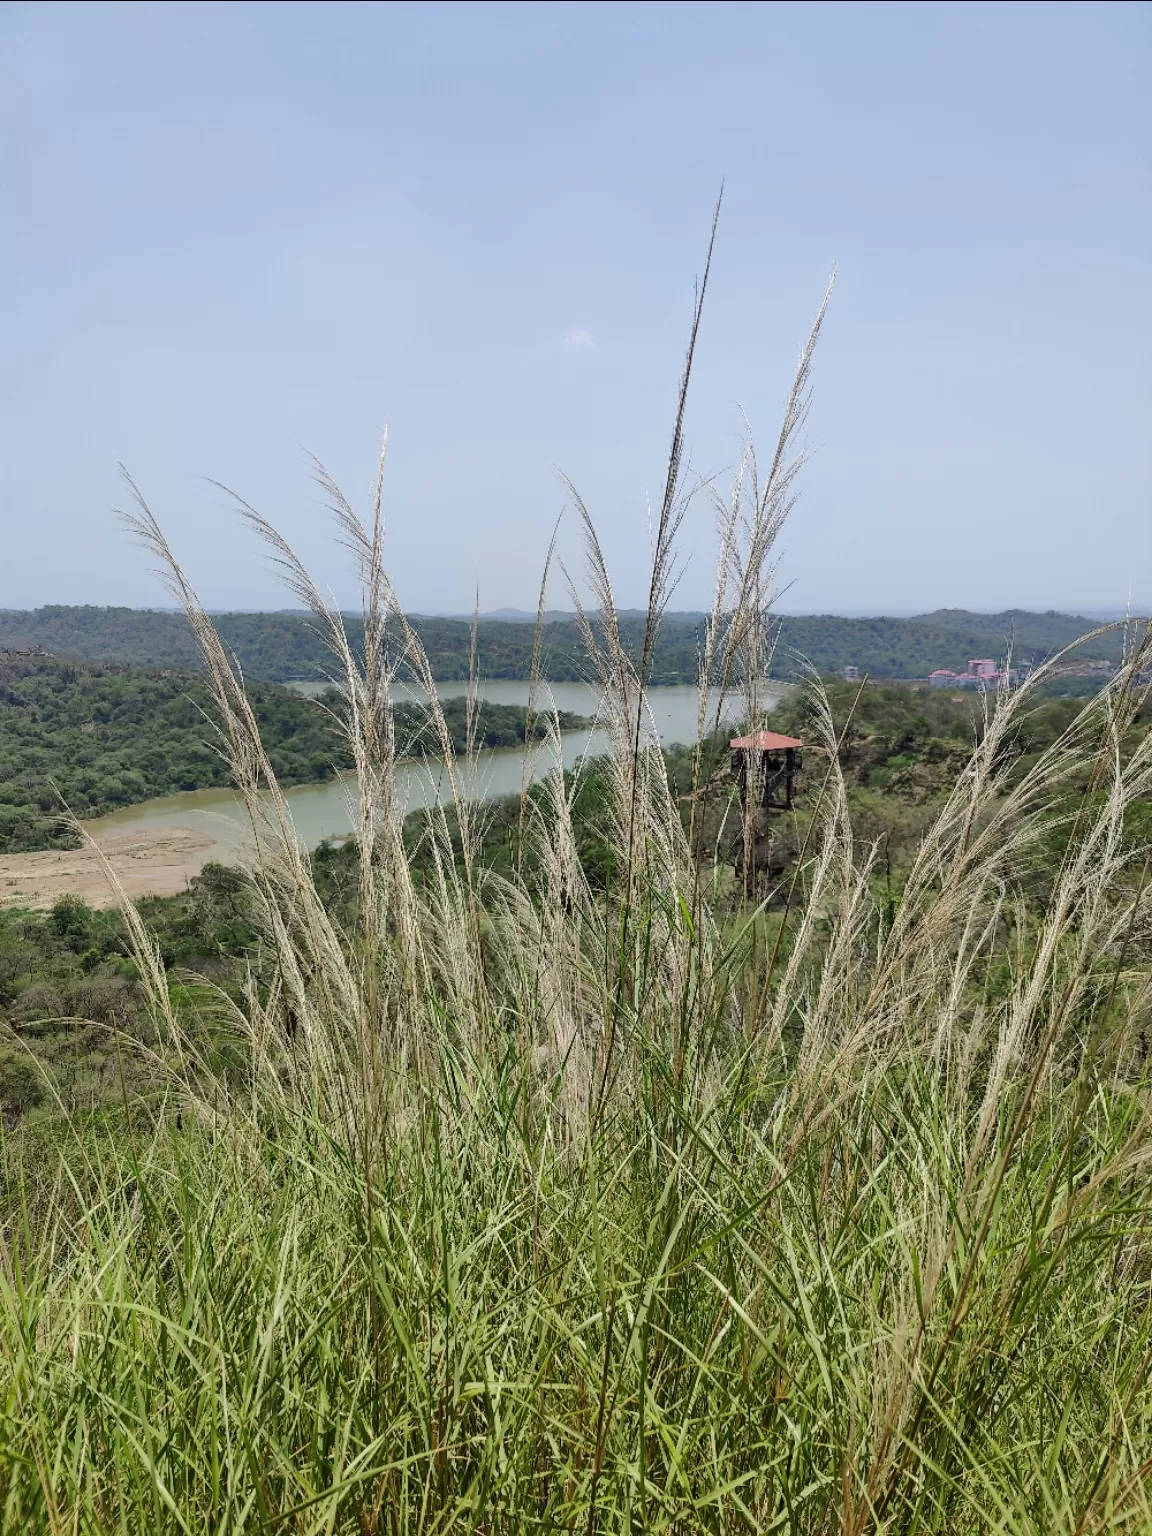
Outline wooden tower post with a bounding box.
[728,729,804,895]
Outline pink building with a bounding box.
[930,661,1017,690]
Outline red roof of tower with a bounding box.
[729,731,804,751]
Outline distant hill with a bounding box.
[771,609,1136,679]
[0,607,707,684]
[0,605,1139,686]
[410,608,710,623]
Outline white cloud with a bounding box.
[562,328,595,350]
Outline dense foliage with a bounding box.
[0,602,1135,684]
[0,651,585,852]
[774,606,1131,678]
[769,677,1115,794]
[768,677,1152,873]
[0,870,257,1121]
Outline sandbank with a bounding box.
[0,828,215,911]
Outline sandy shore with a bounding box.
[0,828,216,911]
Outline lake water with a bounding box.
[86,682,783,861]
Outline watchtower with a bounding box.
[729,729,803,893]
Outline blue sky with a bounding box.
[1,0,1148,614]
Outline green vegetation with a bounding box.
[0,650,341,852]
[3,306,1150,1527]
[389,677,1151,895]
[2,594,1149,1528]
[774,607,1133,678]
[0,606,710,684]
[0,651,586,852]
[0,602,1137,684]
[769,678,1152,866]
[0,871,258,1121]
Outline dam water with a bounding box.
[85,682,782,862]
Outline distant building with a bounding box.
[843,665,859,681]
[929,659,1018,691]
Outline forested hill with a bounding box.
[0,608,706,684]
[0,605,1135,685]
[773,609,1133,678]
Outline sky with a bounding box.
[1,0,1149,616]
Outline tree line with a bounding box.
[0,603,1134,685]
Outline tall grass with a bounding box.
[2,278,1151,1533]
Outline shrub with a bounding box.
[0,1048,45,1117]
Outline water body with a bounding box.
[86,683,782,862]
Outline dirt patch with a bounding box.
[0,828,215,910]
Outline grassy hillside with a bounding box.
[3,650,1149,1528]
